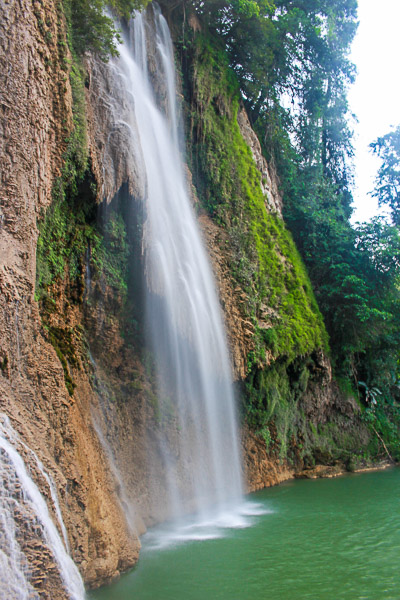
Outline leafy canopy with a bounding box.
[371,126,400,225]
[62,0,152,58]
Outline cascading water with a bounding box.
[112,6,243,523]
[0,415,85,600]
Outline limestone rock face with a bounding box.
[85,54,147,204]
[237,107,283,215]
[199,213,254,381]
[242,427,295,492]
[0,0,139,594]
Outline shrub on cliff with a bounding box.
[62,0,152,59]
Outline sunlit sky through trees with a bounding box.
[349,0,400,223]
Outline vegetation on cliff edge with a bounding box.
[35,0,400,460]
[35,1,147,395]
[173,0,400,462]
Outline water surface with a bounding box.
[91,468,400,600]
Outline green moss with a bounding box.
[259,425,272,450]
[101,212,130,296]
[36,196,132,394]
[35,171,101,302]
[311,420,370,465]
[180,32,383,467]
[245,357,372,465]
[35,37,131,301]
[35,43,94,302]
[179,34,336,462]
[245,361,298,461]
[35,2,143,397]
[47,326,78,396]
[62,0,153,60]
[246,363,290,427]
[336,376,358,401]
[64,62,88,186]
[186,36,328,364]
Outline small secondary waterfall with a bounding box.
[113,6,243,519]
[0,415,85,600]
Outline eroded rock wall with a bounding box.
[0,0,139,593]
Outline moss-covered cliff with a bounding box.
[171,18,374,474]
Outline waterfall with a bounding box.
[112,6,243,520]
[0,415,85,600]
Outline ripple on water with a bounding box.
[91,469,400,600]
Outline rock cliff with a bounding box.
[0,0,139,594]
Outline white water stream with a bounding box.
[112,6,243,524]
[0,415,85,599]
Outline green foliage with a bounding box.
[178,29,369,463]
[47,326,78,396]
[36,0,146,396]
[67,63,89,181]
[245,358,370,464]
[100,210,131,296]
[188,0,378,396]
[36,2,136,300]
[35,49,94,299]
[245,361,300,461]
[62,0,152,59]
[362,402,400,462]
[35,173,100,300]
[371,126,400,225]
[310,420,369,466]
[185,36,328,363]
[184,0,357,184]
[246,362,291,430]
[176,11,400,461]
[36,178,134,395]
[358,381,382,406]
[35,161,102,395]
[355,218,400,277]
[282,167,400,390]
[259,425,272,450]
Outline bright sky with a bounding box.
[348,0,400,223]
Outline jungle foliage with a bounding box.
[38,0,400,455]
[371,126,400,226]
[169,0,400,458]
[62,0,152,58]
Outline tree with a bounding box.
[63,0,152,59]
[371,126,400,225]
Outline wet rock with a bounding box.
[0,0,140,594]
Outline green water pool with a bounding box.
[90,468,400,600]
